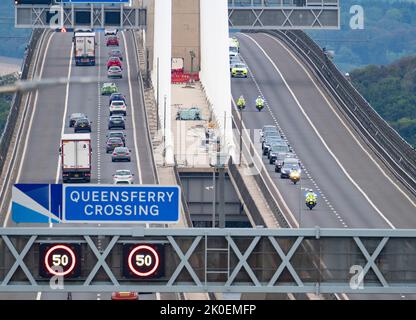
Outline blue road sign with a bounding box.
[64,185,180,223]
[12,184,63,223]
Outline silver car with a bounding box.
[107,66,122,79]
[111,147,131,162]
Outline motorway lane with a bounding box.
[240,34,416,228]
[16,33,70,185]
[39,31,157,300]
[233,32,416,229]
[0,31,161,300]
[232,32,416,299]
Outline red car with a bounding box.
[106,36,119,47]
[111,292,139,300]
[107,57,122,69]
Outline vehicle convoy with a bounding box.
[74,32,96,66]
[60,134,92,183]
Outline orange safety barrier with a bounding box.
[171,70,200,84]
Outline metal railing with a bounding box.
[264,30,416,195]
[0,29,43,177]
[130,30,159,185]
[227,157,265,227]
[173,157,193,228]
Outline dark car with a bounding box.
[106,36,119,47]
[260,125,278,140]
[108,115,126,130]
[109,49,123,61]
[268,143,291,164]
[69,113,87,127]
[262,131,283,150]
[74,118,92,133]
[275,152,296,173]
[263,135,285,155]
[280,158,301,179]
[107,131,126,145]
[109,93,127,105]
[106,137,124,153]
[112,147,131,162]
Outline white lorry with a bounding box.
[74,32,96,66]
[61,134,92,183]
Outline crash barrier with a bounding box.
[173,158,193,227]
[0,29,44,177]
[231,107,291,228]
[228,157,266,227]
[130,30,159,185]
[264,30,416,195]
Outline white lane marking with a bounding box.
[263,33,416,210]
[97,32,102,184]
[122,32,142,184]
[242,33,395,229]
[3,33,55,228]
[156,292,161,300]
[36,292,42,300]
[55,41,74,184]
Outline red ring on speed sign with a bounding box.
[128,245,160,277]
[44,245,76,277]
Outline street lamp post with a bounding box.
[163,94,167,166]
[236,97,246,167]
[157,57,160,131]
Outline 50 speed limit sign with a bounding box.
[123,244,165,279]
[39,243,81,278]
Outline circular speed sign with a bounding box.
[125,244,164,278]
[40,244,81,278]
[128,245,160,277]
